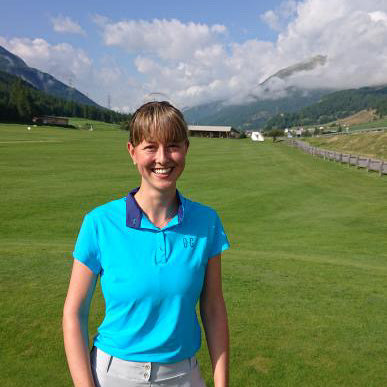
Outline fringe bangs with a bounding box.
[130,101,188,146]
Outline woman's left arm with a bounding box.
[200,254,229,387]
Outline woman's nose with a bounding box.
[155,146,168,163]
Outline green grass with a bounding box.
[349,117,387,131]
[68,117,122,131]
[293,116,387,133]
[305,131,387,160]
[1,123,387,386]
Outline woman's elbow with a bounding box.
[201,297,228,324]
[62,302,86,333]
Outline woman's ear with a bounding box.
[127,142,136,165]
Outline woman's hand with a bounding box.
[200,255,229,387]
[63,260,98,387]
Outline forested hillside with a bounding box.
[265,86,387,129]
[0,45,99,107]
[0,71,130,124]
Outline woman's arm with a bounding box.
[63,260,98,387]
[200,254,229,387]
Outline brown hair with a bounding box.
[129,101,189,147]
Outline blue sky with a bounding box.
[2,0,387,111]
[1,0,282,42]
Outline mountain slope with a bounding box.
[0,45,99,107]
[184,88,329,129]
[265,85,387,129]
[0,70,129,123]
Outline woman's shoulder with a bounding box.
[86,196,126,220]
[182,195,219,220]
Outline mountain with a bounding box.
[184,88,330,130]
[0,70,130,123]
[264,85,387,129]
[0,45,99,107]
[183,55,331,129]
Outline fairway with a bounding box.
[1,123,386,386]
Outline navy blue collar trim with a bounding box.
[125,187,184,229]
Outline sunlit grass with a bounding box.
[1,123,386,386]
[306,131,387,160]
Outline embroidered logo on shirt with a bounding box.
[183,237,195,248]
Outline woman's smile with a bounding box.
[128,140,188,191]
[151,167,173,175]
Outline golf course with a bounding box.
[1,123,386,386]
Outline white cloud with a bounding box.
[51,15,85,35]
[134,56,161,74]
[275,0,387,90]
[0,37,92,90]
[369,11,387,24]
[96,17,226,61]
[261,1,299,31]
[261,10,281,31]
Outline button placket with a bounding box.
[155,231,167,265]
[143,362,151,381]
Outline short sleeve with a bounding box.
[207,211,230,260]
[73,213,101,274]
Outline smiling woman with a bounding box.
[63,101,231,387]
[127,102,189,201]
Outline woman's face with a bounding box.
[128,139,189,192]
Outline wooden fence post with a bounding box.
[348,154,351,167]
[356,155,359,168]
[367,158,371,172]
[380,161,384,176]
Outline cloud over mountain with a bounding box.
[2,0,387,111]
[0,37,91,85]
[94,0,387,109]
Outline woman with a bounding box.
[63,101,230,387]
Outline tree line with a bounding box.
[0,71,131,124]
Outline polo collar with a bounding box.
[125,187,185,229]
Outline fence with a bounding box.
[287,139,387,177]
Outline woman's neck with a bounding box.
[134,185,178,228]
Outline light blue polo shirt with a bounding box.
[73,188,230,363]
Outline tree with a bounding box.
[9,79,32,121]
[267,129,284,142]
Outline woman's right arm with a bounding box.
[63,260,98,387]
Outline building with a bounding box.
[188,125,240,138]
[32,116,69,126]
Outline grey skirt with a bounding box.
[90,347,207,387]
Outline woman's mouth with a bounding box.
[152,167,173,175]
